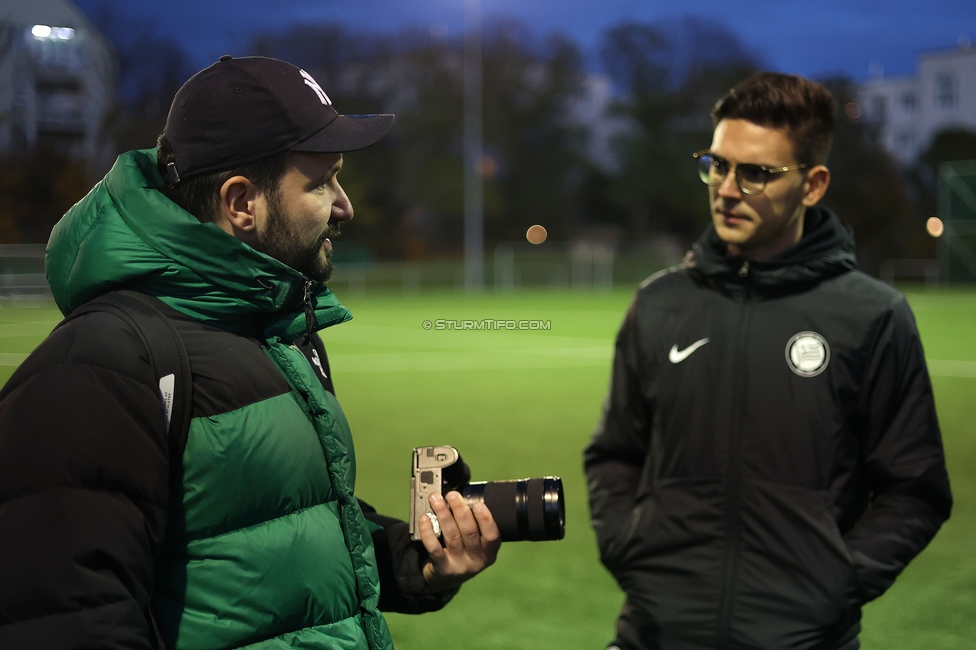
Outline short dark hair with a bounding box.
[156,134,292,223]
[711,72,835,166]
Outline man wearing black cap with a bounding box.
[0,57,499,649]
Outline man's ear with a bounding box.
[216,175,261,244]
[801,165,830,207]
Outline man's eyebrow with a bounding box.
[709,152,772,168]
[311,159,343,186]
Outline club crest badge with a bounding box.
[786,331,830,377]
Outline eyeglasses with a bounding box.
[693,150,809,195]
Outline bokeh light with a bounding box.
[526,224,547,244]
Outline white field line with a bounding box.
[0,321,59,337]
[0,353,28,366]
[928,359,976,378]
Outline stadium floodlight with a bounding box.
[31,25,75,41]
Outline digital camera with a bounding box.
[409,445,565,542]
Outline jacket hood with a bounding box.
[45,149,350,340]
[685,206,858,299]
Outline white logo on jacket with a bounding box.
[669,338,710,364]
[786,331,830,377]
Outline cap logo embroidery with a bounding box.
[786,331,830,377]
[300,69,332,106]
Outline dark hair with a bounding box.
[156,134,292,223]
[711,72,836,166]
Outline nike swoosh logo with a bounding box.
[669,338,710,364]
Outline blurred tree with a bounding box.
[479,21,588,242]
[911,128,976,217]
[919,129,976,174]
[0,148,91,244]
[595,17,758,243]
[822,78,927,272]
[84,1,193,154]
[252,21,589,259]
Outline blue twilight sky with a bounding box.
[75,0,975,82]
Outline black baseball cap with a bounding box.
[162,55,395,183]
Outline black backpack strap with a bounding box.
[58,290,193,473]
[58,290,193,650]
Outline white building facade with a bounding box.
[858,44,976,164]
[0,0,115,165]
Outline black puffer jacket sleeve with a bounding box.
[845,296,952,601]
[583,297,652,571]
[358,500,459,614]
[0,312,170,649]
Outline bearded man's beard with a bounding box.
[256,192,337,283]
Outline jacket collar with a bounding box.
[685,206,858,299]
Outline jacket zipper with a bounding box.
[302,278,315,345]
[716,266,752,649]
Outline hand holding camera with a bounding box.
[410,445,565,543]
[417,488,501,593]
[409,445,566,592]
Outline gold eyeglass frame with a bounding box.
[693,150,809,195]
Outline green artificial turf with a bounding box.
[0,301,62,387]
[1,287,974,649]
[325,289,630,649]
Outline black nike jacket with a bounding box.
[584,207,952,650]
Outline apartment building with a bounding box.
[858,43,976,164]
[0,0,115,165]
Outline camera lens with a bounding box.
[461,477,565,542]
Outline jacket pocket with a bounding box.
[608,477,728,643]
[736,480,865,640]
[610,478,726,584]
[599,504,642,573]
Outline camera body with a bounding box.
[409,445,565,543]
[409,445,464,540]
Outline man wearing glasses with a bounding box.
[585,72,951,649]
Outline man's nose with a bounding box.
[717,169,742,199]
[330,186,354,223]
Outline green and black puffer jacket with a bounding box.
[0,150,395,649]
